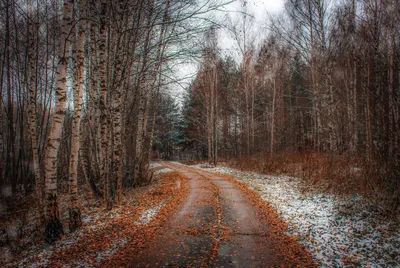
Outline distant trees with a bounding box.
[179,0,400,207]
[201,28,219,165]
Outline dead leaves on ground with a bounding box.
[45,171,189,267]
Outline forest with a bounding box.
[164,0,399,213]
[0,0,399,266]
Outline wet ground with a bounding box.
[131,162,311,267]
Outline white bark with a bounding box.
[98,0,110,208]
[43,0,74,240]
[68,0,86,230]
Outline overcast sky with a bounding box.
[168,0,285,102]
[218,0,285,59]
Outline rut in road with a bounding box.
[131,162,313,267]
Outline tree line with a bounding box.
[176,0,399,210]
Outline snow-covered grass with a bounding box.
[193,164,400,267]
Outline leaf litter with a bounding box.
[3,164,189,267]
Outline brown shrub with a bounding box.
[215,152,399,218]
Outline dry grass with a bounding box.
[217,152,399,218]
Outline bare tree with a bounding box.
[43,0,75,242]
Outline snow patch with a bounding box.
[154,168,173,175]
[170,161,187,166]
[150,162,163,169]
[136,203,165,226]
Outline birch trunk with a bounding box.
[27,0,44,224]
[79,8,95,193]
[134,1,154,185]
[79,8,102,197]
[68,0,86,231]
[99,0,111,208]
[245,71,250,157]
[112,7,126,204]
[44,0,74,242]
[113,86,123,205]
[88,7,102,186]
[147,104,157,163]
[134,77,148,184]
[146,0,170,162]
[213,64,218,166]
[210,68,215,165]
[207,84,212,164]
[271,76,276,156]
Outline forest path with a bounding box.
[131,162,313,267]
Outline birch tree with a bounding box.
[44,0,74,242]
[68,0,86,231]
[27,0,44,224]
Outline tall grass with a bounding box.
[214,152,399,218]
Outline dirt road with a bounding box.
[131,162,312,267]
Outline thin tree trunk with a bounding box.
[134,1,154,184]
[271,76,276,156]
[44,0,74,242]
[68,0,86,231]
[5,0,17,196]
[27,0,44,224]
[112,36,125,205]
[134,77,148,184]
[213,64,218,166]
[98,0,111,209]
[207,80,212,164]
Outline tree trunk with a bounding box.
[68,0,86,231]
[134,1,155,185]
[271,76,276,156]
[134,77,147,185]
[113,53,124,205]
[44,0,74,243]
[27,0,44,224]
[213,64,218,166]
[98,0,111,209]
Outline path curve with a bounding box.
[131,162,311,267]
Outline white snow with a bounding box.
[135,203,165,226]
[154,168,173,175]
[193,164,400,267]
[150,162,163,169]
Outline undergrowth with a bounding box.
[210,152,399,219]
